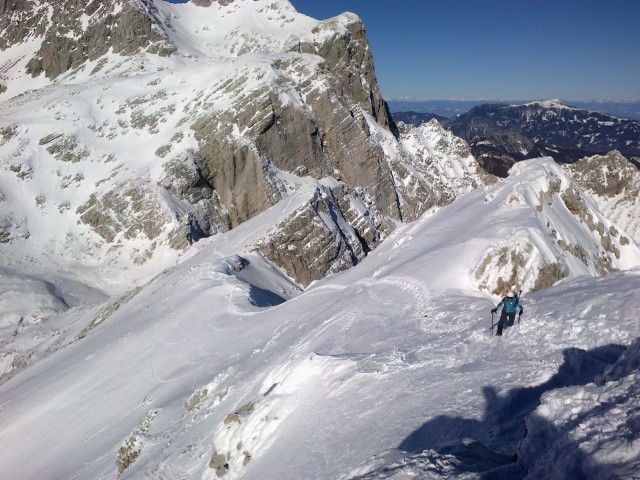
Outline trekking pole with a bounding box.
[491,312,494,334]
[517,289,523,324]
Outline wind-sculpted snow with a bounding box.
[0,156,639,479]
[519,337,640,479]
[0,3,639,478]
[471,158,639,295]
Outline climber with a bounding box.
[491,291,523,336]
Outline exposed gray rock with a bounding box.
[294,14,394,131]
[45,135,89,163]
[77,184,162,242]
[0,125,17,145]
[259,182,387,287]
[0,1,44,51]
[1,0,174,79]
[159,154,232,247]
[115,409,157,474]
[189,126,282,228]
[209,451,229,477]
[533,261,568,291]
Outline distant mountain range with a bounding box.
[388,99,640,121]
[392,100,640,176]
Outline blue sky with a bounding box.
[287,0,640,102]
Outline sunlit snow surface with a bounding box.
[0,1,639,479]
[0,157,638,480]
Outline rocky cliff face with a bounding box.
[189,11,400,229]
[258,181,386,287]
[0,0,488,292]
[1,0,173,78]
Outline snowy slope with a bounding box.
[1,2,639,479]
[0,158,638,480]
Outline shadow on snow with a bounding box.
[397,343,628,479]
[248,284,286,307]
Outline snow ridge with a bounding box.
[1,157,639,479]
[0,2,639,479]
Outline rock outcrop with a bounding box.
[1,0,173,79]
[258,181,386,287]
[566,151,640,246]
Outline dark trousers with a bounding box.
[496,311,516,336]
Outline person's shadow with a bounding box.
[396,343,631,479]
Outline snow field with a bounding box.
[1,153,639,479]
[0,0,639,477]
[0,186,639,479]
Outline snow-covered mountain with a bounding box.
[0,0,488,295]
[0,155,639,480]
[1,1,639,479]
[467,130,587,177]
[445,100,640,161]
[394,100,640,176]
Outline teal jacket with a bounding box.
[495,297,523,314]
